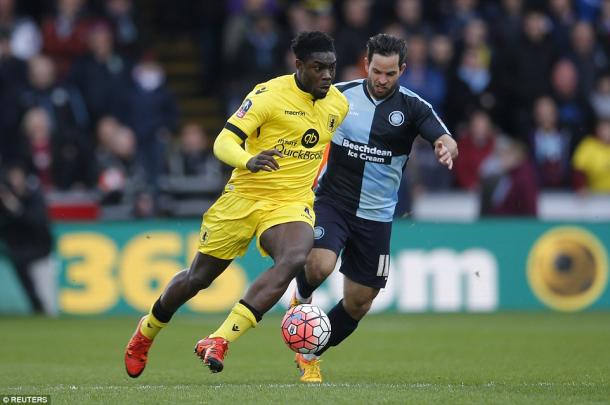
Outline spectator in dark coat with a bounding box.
[0,164,54,314]
[445,46,497,130]
[68,22,132,126]
[227,13,286,113]
[399,34,446,112]
[161,123,226,199]
[0,28,26,162]
[489,0,524,48]
[499,10,558,136]
[566,21,608,98]
[334,0,372,78]
[595,0,610,57]
[120,58,178,188]
[103,0,142,56]
[395,0,434,37]
[550,58,595,150]
[95,123,148,205]
[19,55,94,189]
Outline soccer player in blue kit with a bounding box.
[290,33,458,382]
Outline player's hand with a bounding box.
[246,149,284,172]
[434,140,453,170]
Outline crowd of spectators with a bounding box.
[1,0,610,221]
[0,0,227,220]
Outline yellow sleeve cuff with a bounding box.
[213,128,253,169]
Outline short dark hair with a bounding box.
[291,31,335,61]
[366,33,407,66]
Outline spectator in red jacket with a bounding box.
[454,110,497,190]
[480,139,538,217]
[41,0,92,78]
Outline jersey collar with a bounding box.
[362,80,396,105]
[292,74,316,102]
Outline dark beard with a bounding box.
[366,79,396,100]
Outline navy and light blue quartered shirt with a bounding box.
[315,79,451,222]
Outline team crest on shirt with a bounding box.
[236,98,253,118]
[314,226,325,240]
[327,114,339,132]
[389,111,404,126]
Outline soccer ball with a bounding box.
[281,304,331,354]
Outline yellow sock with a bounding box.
[139,311,167,340]
[209,302,258,342]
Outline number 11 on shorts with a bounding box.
[377,254,390,277]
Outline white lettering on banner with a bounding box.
[56,231,498,314]
[279,248,499,313]
[397,248,498,312]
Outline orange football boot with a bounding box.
[194,336,229,373]
[295,353,322,383]
[124,316,154,378]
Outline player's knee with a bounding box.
[343,297,374,320]
[275,253,308,279]
[186,268,213,291]
[305,262,332,286]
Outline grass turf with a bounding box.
[0,313,609,404]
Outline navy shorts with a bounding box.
[313,198,392,289]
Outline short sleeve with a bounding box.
[225,87,274,141]
[409,96,450,143]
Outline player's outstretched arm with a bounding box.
[434,134,458,170]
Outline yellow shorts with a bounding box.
[198,192,315,259]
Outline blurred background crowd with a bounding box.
[1,0,610,223]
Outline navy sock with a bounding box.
[315,299,358,356]
[296,270,316,299]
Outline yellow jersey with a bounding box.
[223,74,349,203]
[572,136,610,191]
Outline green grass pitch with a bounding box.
[1,313,609,404]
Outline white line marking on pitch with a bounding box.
[3,382,601,391]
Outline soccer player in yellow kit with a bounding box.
[124,31,349,377]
